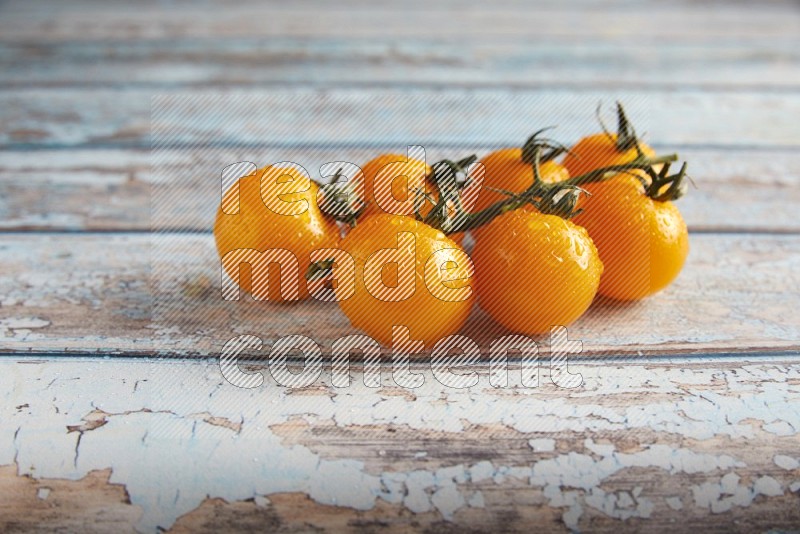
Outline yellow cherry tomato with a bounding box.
[572,173,688,301]
[334,214,475,347]
[214,166,340,302]
[471,208,603,335]
[563,133,656,178]
[468,148,568,242]
[356,153,433,219]
[472,147,569,213]
[343,153,464,244]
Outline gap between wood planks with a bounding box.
[3,352,800,365]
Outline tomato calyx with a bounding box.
[593,101,651,156]
[601,101,637,152]
[609,103,692,198]
[421,155,477,233]
[305,257,336,281]
[641,160,691,202]
[317,168,368,227]
[524,147,587,219]
[613,101,639,152]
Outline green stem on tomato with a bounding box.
[439,149,682,234]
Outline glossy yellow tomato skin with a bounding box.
[346,153,465,244]
[472,148,569,213]
[334,214,475,347]
[357,153,433,219]
[214,166,340,302]
[572,174,689,301]
[563,133,655,178]
[472,209,603,335]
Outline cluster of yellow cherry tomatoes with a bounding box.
[214,104,690,347]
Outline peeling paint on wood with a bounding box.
[1,359,799,532]
[2,0,800,531]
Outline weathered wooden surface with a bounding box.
[2,0,800,531]
[0,232,798,357]
[2,0,798,42]
[3,89,800,149]
[1,358,799,533]
[3,39,800,90]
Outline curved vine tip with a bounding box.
[521,127,570,165]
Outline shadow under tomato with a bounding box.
[588,294,649,313]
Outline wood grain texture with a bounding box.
[3,0,800,531]
[1,358,799,532]
[2,0,799,41]
[2,147,798,233]
[2,89,800,149]
[2,39,799,90]
[0,232,798,357]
